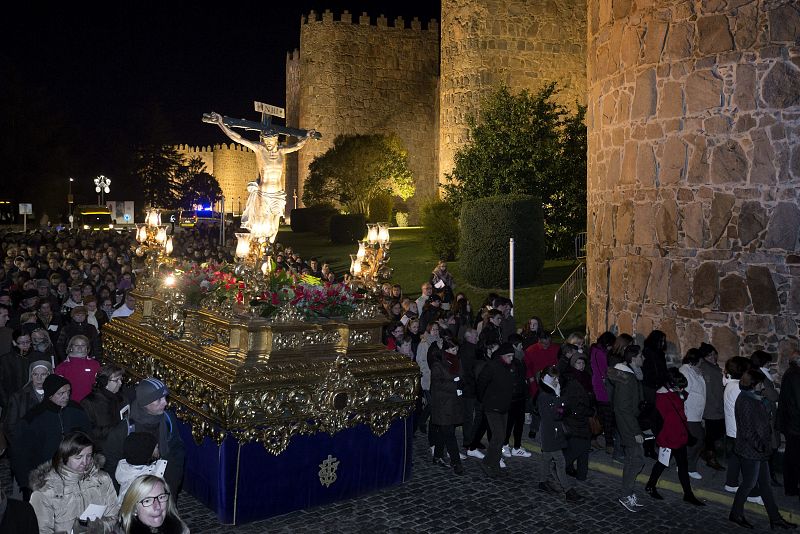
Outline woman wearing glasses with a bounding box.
[29,431,119,533]
[81,364,127,452]
[115,475,189,534]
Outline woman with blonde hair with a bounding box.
[115,475,188,533]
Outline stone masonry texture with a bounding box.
[439,0,588,186]
[586,0,800,368]
[175,144,258,214]
[288,10,440,220]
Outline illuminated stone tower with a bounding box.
[586,0,800,363]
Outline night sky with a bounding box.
[1,2,440,217]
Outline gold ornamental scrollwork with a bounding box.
[102,304,420,456]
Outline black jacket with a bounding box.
[734,391,771,460]
[430,356,464,426]
[0,349,31,411]
[457,342,480,399]
[642,346,668,396]
[778,365,800,436]
[11,400,90,488]
[476,357,514,413]
[80,387,125,451]
[4,384,43,440]
[561,370,594,440]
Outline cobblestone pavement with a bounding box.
[3,429,794,533]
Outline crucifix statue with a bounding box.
[203,102,320,243]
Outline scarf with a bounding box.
[130,401,173,460]
[87,310,99,329]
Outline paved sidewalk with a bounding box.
[2,424,794,533]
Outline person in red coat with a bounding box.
[54,335,100,402]
[523,333,559,438]
[644,368,704,505]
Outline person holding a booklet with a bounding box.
[29,431,120,533]
[642,367,705,506]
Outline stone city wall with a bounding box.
[175,144,258,213]
[439,0,587,185]
[288,9,440,220]
[285,50,301,215]
[586,0,800,367]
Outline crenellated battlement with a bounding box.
[175,143,253,154]
[301,9,438,32]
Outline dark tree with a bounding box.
[176,157,222,209]
[444,84,587,258]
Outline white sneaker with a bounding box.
[688,471,702,480]
[512,447,532,457]
[501,445,512,458]
[459,452,467,461]
[747,496,765,505]
[631,493,644,507]
[430,446,435,459]
[499,458,507,469]
[618,495,639,512]
[466,449,485,459]
[724,485,739,493]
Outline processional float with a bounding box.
[103,102,418,524]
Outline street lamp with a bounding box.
[67,177,74,223]
[94,175,111,205]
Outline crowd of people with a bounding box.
[2,224,800,531]
[0,227,206,532]
[380,261,800,530]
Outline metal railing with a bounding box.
[575,231,587,260]
[552,261,586,339]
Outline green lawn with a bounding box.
[275,226,587,339]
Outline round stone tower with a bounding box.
[586,0,800,365]
[439,0,587,184]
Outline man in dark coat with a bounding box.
[0,487,38,533]
[0,329,33,412]
[607,344,646,512]
[698,342,725,470]
[476,342,515,478]
[458,329,484,456]
[778,351,800,499]
[104,377,186,495]
[11,374,90,500]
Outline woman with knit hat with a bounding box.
[11,374,90,500]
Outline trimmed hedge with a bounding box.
[458,195,544,288]
[290,205,338,234]
[421,200,459,261]
[329,213,367,244]
[368,193,394,224]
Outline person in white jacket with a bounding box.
[723,356,762,503]
[114,432,167,503]
[679,349,707,480]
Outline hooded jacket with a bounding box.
[607,363,643,446]
[29,457,120,534]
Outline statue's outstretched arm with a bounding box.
[280,130,318,154]
[207,112,259,151]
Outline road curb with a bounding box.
[520,437,797,522]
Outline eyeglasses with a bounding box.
[139,492,170,507]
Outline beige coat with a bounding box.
[29,458,120,534]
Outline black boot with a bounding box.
[729,514,754,529]
[771,517,798,530]
[645,485,663,500]
[683,494,705,506]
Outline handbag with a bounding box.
[589,414,603,436]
